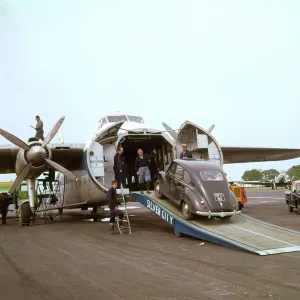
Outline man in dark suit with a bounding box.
[180,144,192,158]
[113,147,123,188]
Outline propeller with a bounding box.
[0,129,30,151]
[8,162,32,193]
[42,117,65,147]
[0,116,78,193]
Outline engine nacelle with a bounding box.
[15,140,52,179]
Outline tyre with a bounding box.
[297,205,300,215]
[238,203,244,211]
[154,180,164,199]
[181,200,194,220]
[288,204,293,212]
[20,202,31,225]
[174,231,183,237]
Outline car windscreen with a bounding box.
[200,170,223,181]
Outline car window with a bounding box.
[167,162,176,175]
[200,170,223,181]
[174,165,184,179]
[296,183,300,191]
[183,171,192,184]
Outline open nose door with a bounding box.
[176,121,223,167]
[94,121,125,145]
[87,121,124,192]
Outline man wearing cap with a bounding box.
[180,144,192,158]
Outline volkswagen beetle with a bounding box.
[154,159,241,220]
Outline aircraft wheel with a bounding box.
[181,200,194,220]
[174,231,183,237]
[288,204,293,212]
[20,202,31,225]
[154,180,164,199]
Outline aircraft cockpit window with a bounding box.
[106,115,128,123]
[127,115,145,123]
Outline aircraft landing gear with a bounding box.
[19,202,32,226]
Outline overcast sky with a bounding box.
[1,0,300,181]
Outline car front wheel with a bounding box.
[181,200,194,220]
[154,180,164,199]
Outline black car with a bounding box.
[285,180,300,214]
[154,159,240,220]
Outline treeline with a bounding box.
[241,165,300,181]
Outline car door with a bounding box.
[163,162,176,199]
[175,120,223,167]
[169,163,184,206]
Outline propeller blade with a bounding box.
[45,158,77,181]
[0,129,30,151]
[41,116,65,147]
[8,162,32,193]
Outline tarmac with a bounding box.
[1,189,300,300]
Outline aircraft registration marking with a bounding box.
[146,198,174,225]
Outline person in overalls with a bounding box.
[135,148,157,194]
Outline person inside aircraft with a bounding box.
[149,153,159,189]
[113,147,123,188]
[135,148,157,194]
[180,144,192,158]
[121,155,129,188]
[107,180,124,233]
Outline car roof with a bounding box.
[174,159,222,172]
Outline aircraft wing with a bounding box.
[0,143,85,174]
[231,180,271,186]
[0,145,19,173]
[49,143,85,171]
[221,147,300,164]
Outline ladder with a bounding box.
[36,172,63,223]
[116,184,131,235]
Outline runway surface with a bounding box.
[1,189,300,300]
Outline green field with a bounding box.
[0,182,12,193]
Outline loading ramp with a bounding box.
[131,191,300,256]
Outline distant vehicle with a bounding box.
[285,180,300,214]
[228,183,247,210]
[154,159,241,220]
[234,172,294,189]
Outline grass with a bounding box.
[0,182,12,193]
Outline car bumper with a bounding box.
[195,210,241,218]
